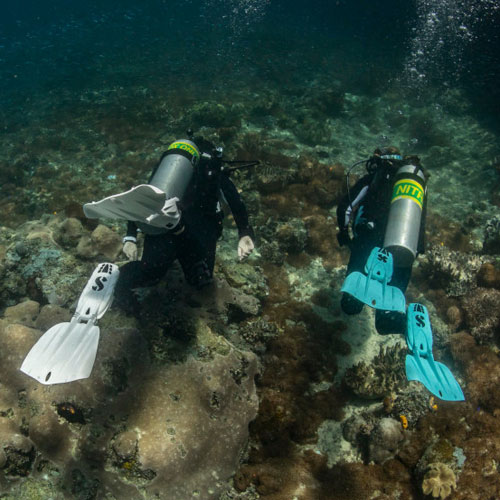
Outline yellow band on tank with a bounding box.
[168,141,200,159]
[391,178,424,209]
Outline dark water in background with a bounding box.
[0,0,499,224]
[1,0,499,116]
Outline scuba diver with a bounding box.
[20,133,257,386]
[334,148,465,402]
[85,133,256,313]
[116,134,255,312]
[336,147,427,334]
[20,140,465,401]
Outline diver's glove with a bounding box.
[337,229,350,247]
[238,236,255,261]
[123,240,138,261]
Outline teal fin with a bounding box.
[406,302,433,356]
[405,303,465,401]
[340,247,406,312]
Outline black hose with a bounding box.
[345,159,368,207]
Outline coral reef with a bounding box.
[0,214,265,499]
[450,332,500,412]
[421,463,456,499]
[368,418,406,465]
[0,296,260,499]
[343,345,407,399]
[477,262,500,289]
[483,216,500,254]
[461,287,500,345]
[420,245,486,296]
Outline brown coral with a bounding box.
[461,287,500,344]
[421,462,456,499]
[477,262,500,289]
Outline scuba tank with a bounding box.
[149,139,200,197]
[383,164,426,267]
[136,139,200,235]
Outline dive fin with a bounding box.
[341,247,406,312]
[83,184,167,223]
[20,322,100,384]
[405,303,464,401]
[20,263,119,385]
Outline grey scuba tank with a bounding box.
[150,139,200,197]
[136,139,200,235]
[383,164,426,267]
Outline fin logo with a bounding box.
[414,304,425,313]
[391,179,424,209]
[416,314,426,328]
[377,249,390,263]
[97,264,113,274]
[92,276,108,291]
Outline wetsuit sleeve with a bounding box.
[336,175,372,231]
[220,174,255,240]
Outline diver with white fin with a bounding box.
[20,134,256,385]
[337,147,427,334]
[85,132,255,314]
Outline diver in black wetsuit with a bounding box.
[115,135,255,312]
[336,147,427,334]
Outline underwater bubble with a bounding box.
[401,0,500,91]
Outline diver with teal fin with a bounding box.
[337,148,464,400]
[337,147,426,334]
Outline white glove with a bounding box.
[238,236,254,261]
[123,241,138,261]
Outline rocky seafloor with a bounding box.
[0,81,500,499]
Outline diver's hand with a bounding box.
[123,241,138,261]
[238,236,254,261]
[337,229,350,247]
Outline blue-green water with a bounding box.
[1,2,500,499]
[1,0,499,223]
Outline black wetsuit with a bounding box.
[115,144,254,310]
[336,163,426,333]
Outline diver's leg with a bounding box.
[391,265,412,294]
[340,234,378,315]
[178,216,217,289]
[375,309,407,335]
[340,292,365,315]
[375,265,412,334]
[114,234,175,312]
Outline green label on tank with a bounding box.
[168,141,200,159]
[391,179,424,209]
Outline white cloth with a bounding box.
[238,236,254,261]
